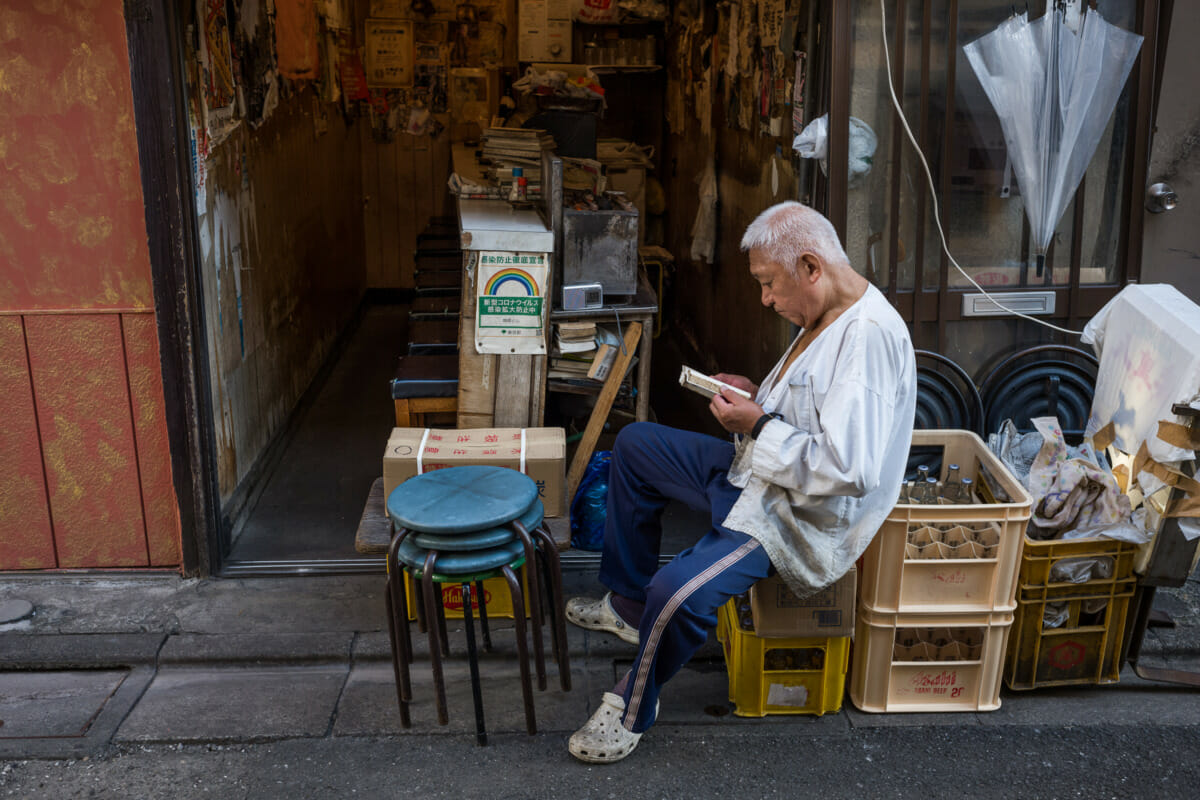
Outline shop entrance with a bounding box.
[134,1,1173,577]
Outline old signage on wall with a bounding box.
[475,251,550,355]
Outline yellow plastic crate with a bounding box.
[1004,578,1135,690]
[400,567,531,620]
[860,430,1033,614]
[717,600,848,717]
[849,605,1013,713]
[1018,534,1137,595]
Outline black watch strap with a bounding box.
[750,414,774,440]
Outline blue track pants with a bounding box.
[599,422,773,733]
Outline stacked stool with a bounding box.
[391,220,465,427]
[384,465,570,745]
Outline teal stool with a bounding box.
[384,465,570,745]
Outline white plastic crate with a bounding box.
[849,605,1013,713]
[859,430,1033,614]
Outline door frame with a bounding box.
[123,0,225,576]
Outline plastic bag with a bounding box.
[792,114,878,186]
[570,451,612,551]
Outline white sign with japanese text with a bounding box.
[475,251,551,355]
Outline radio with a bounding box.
[562,283,604,311]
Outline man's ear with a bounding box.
[798,252,823,282]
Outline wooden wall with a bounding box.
[361,124,454,288]
[0,1,180,569]
[656,4,801,433]
[198,92,366,502]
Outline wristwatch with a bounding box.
[750,412,783,440]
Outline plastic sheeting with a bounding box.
[1083,284,1200,463]
[962,7,1142,266]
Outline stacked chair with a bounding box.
[391,217,464,427]
[383,465,571,745]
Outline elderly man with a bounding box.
[564,201,916,763]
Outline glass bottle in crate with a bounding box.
[922,477,940,504]
[911,465,931,503]
[960,477,974,503]
[941,464,961,503]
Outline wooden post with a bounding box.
[566,321,643,507]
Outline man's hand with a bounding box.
[711,373,759,396]
[710,388,765,436]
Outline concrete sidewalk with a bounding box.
[2,569,1199,761]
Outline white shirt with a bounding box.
[723,284,916,596]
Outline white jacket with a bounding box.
[723,284,916,596]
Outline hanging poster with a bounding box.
[475,252,550,355]
[365,18,414,87]
[200,0,236,111]
[276,0,319,80]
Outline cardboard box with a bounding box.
[750,568,857,638]
[383,427,566,517]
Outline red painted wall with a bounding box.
[0,1,181,569]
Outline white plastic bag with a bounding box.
[792,114,878,185]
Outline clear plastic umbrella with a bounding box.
[962,4,1142,276]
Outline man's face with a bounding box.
[749,249,816,328]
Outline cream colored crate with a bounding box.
[860,430,1033,614]
[849,605,1014,713]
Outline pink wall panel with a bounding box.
[122,313,181,566]
[0,0,154,311]
[0,317,57,569]
[24,315,149,567]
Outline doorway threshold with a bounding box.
[218,558,385,577]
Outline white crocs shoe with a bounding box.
[568,692,656,764]
[565,592,640,645]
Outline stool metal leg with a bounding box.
[501,564,537,735]
[475,580,493,652]
[421,551,450,726]
[512,521,547,692]
[434,582,450,659]
[384,585,412,728]
[533,523,572,692]
[461,583,488,746]
[385,528,415,725]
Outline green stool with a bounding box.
[384,465,571,745]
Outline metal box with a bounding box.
[561,207,639,296]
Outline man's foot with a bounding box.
[565,592,640,645]
[568,692,652,764]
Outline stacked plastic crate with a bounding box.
[850,430,1033,712]
[716,593,850,717]
[1004,534,1138,689]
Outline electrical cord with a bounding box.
[878,0,1086,336]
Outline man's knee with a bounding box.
[613,422,660,460]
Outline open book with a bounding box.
[678,366,751,400]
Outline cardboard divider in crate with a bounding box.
[860,430,1033,614]
[849,605,1014,713]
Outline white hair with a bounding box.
[739,201,849,277]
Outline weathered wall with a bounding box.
[0,0,180,568]
[197,92,366,501]
[657,3,799,432]
[1141,1,1200,301]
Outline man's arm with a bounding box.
[751,377,897,496]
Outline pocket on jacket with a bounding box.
[790,379,819,433]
